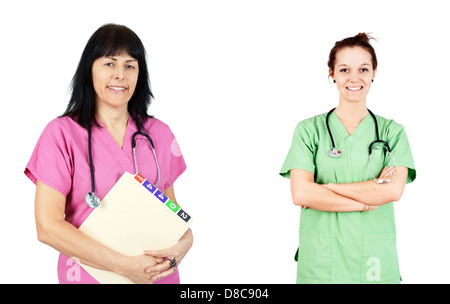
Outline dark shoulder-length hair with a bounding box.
[62,23,153,131]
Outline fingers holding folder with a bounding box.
[144,228,194,282]
[117,255,164,284]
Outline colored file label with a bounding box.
[165,199,180,213]
[134,173,145,183]
[154,190,168,203]
[177,209,191,223]
[133,172,192,223]
[142,180,156,194]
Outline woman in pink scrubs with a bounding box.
[24,24,193,284]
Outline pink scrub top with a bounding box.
[24,116,187,284]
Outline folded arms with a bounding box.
[290,166,408,212]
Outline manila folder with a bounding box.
[78,171,193,284]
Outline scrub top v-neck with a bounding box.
[25,116,187,284]
[280,111,416,284]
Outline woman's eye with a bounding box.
[105,62,114,67]
[361,68,369,72]
[340,68,348,73]
[126,65,136,69]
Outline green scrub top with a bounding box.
[280,111,416,284]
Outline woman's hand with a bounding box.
[143,229,193,282]
[377,166,395,183]
[363,204,378,212]
[117,254,164,284]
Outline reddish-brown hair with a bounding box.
[328,33,378,77]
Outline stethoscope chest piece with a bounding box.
[328,147,342,158]
[85,192,100,208]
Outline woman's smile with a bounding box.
[346,86,363,91]
[107,85,128,93]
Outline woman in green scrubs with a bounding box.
[280,33,416,284]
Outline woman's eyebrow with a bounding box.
[337,63,371,67]
[105,56,137,62]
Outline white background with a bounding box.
[1,0,449,284]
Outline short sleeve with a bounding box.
[280,122,316,179]
[387,124,416,184]
[164,132,187,190]
[24,120,73,196]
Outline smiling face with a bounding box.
[330,46,376,104]
[92,53,139,111]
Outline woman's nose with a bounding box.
[114,67,125,80]
[349,71,359,82]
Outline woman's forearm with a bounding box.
[323,166,408,206]
[323,181,392,206]
[38,217,134,275]
[35,181,127,273]
[178,228,193,257]
[292,180,368,212]
[290,169,371,212]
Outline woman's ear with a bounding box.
[329,68,335,83]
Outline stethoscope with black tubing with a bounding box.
[85,125,160,208]
[325,107,395,184]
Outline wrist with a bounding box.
[323,183,335,191]
[180,229,193,249]
[110,254,130,276]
